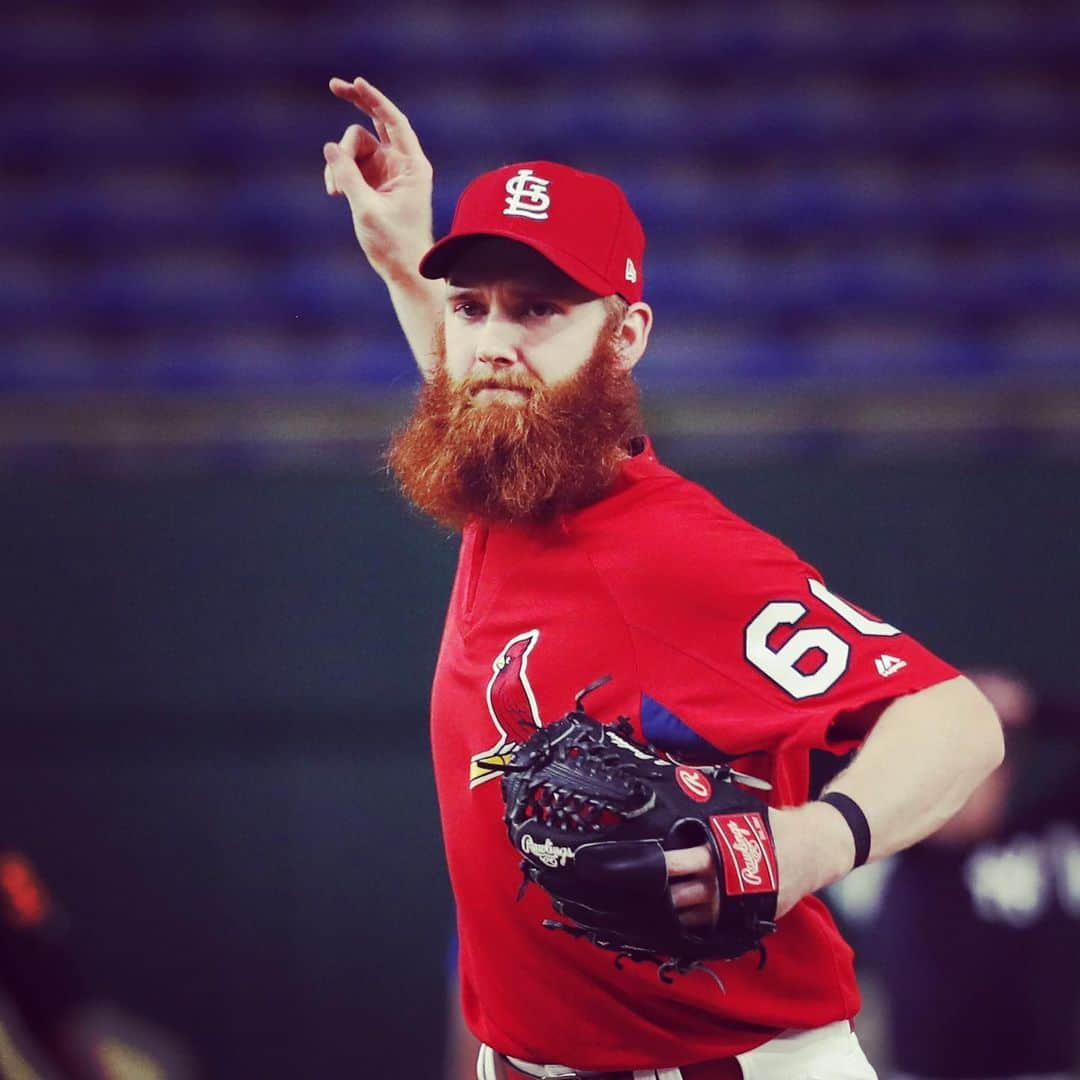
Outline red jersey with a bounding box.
[430,439,958,1071]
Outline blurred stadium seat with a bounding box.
[1,2,1077,444]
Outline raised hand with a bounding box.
[324,76,444,374]
[323,76,435,287]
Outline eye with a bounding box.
[524,301,560,319]
[452,299,484,319]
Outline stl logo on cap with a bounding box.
[503,168,551,221]
[418,160,646,303]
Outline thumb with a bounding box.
[323,142,372,210]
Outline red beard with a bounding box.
[386,330,642,530]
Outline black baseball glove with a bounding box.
[501,679,779,985]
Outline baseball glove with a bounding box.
[500,678,779,986]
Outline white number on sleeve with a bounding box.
[744,579,901,700]
[808,579,901,637]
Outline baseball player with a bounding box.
[322,77,1004,1080]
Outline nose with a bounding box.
[474,314,522,369]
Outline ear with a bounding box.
[614,302,653,372]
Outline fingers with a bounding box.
[340,122,380,162]
[324,124,381,197]
[664,845,714,878]
[677,904,718,929]
[329,77,389,142]
[667,844,721,930]
[329,75,424,157]
[323,142,371,209]
[670,878,711,908]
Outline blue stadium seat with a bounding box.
[2,0,1078,407]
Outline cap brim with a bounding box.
[418,230,613,298]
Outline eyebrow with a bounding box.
[446,284,575,302]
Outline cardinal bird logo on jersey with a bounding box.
[469,629,543,788]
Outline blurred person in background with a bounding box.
[876,671,1080,1080]
[829,672,1080,1080]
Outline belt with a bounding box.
[501,1052,743,1079]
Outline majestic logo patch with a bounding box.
[504,169,551,220]
[709,813,778,896]
[521,835,574,867]
[624,257,637,284]
[675,766,712,803]
[469,629,543,788]
[875,654,907,678]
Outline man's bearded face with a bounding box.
[386,320,642,531]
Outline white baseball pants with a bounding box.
[478,1019,878,1079]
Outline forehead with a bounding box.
[446,238,599,301]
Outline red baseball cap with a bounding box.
[418,161,645,303]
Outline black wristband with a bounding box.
[819,792,872,868]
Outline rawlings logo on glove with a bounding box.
[500,678,779,986]
[520,835,574,867]
[710,814,777,894]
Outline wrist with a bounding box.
[376,247,436,289]
[818,791,872,870]
[795,801,857,891]
[770,802,855,916]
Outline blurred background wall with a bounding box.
[1,2,1077,1077]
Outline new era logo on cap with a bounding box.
[419,160,646,303]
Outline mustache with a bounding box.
[465,374,540,396]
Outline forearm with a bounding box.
[383,271,445,379]
[823,675,1004,862]
[772,675,1005,912]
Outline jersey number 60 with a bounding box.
[744,579,900,700]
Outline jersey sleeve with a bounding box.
[609,491,960,762]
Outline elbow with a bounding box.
[962,676,1007,779]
